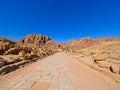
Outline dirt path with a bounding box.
[65,54,120,90]
[0,53,120,90]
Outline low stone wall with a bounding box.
[0,60,30,75]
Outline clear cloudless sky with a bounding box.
[0,0,120,42]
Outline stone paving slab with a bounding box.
[0,87,10,90]
[59,83,74,90]
[30,81,51,90]
[0,53,74,90]
[12,80,27,89]
[50,81,59,90]
[20,81,35,89]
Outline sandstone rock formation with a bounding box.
[5,46,32,55]
[24,53,38,60]
[60,43,69,51]
[0,37,15,55]
[110,64,120,74]
[5,46,23,55]
[5,57,22,64]
[18,50,26,57]
[68,37,96,51]
[95,37,120,42]
[68,37,120,51]
[18,34,60,52]
[96,61,111,68]
[18,34,51,46]
[93,55,106,62]
[0,57,5,67]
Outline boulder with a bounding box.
[5,46,22,55]
[24,53,38,60]
[96,61,111,68]
[6,57,22,64]
[110,64,120,74]
[93,55,106,62]
[37,48,51,56]
[19,50,26,57]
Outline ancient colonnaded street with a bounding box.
[0,53,120,90]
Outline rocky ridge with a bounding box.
[68,37,120,51]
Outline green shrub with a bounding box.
[107,52,110,54]
[32,48,39,54]
[90,52,96,56]
[102,51,106,54]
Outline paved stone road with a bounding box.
[0,53,74,90]
[1,53,120,90]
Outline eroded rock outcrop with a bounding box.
[18,34,51,46]
[0,57,6,67]
[68,37,120,51]
[0,37,15,55]
[93,55,106,62]
[5,46,32,55]
[17,34,62,53]
[96,61,111,68]
[68,37,96,51]
[110,64,120,74]
[96,37,120,42]
[60,43,69,51]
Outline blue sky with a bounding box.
[0,0,120,42]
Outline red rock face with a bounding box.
[18,34,60,51]
[68,37,96,51]
[95,37,120,42]
[59,43,68,51]
[68,37,120,51]
[18,34,52,46]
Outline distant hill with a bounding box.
[17,34,61,51]
[68,37,120,51]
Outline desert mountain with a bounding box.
[68,37,120,51]
[18,34,61,50]
[18,34,52,46]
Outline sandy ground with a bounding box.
[65,53,120,90]
[0,53,120,90]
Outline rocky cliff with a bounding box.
[18,34,60,51]
[18,34,51,46]
[68,37,96,51]
[68,37,120,51]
